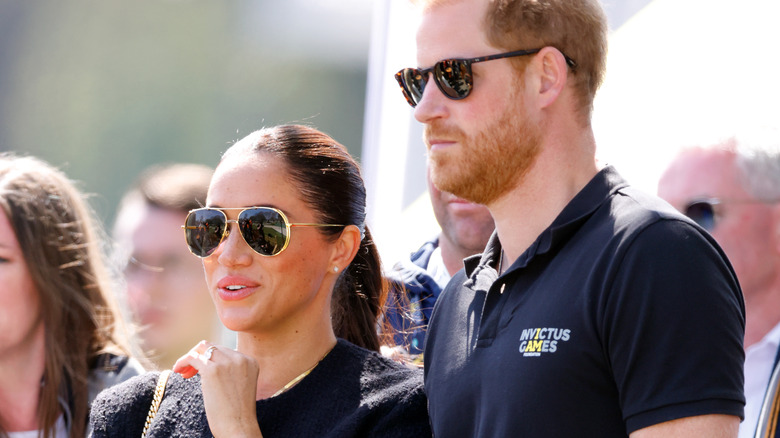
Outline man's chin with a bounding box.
[434,176,483,205]
[429,164,458,196]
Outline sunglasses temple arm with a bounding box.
[289,223,346,228]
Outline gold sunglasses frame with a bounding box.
[182,207,344,258]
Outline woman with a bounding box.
[90,125,431,437]
[0,154,144,438]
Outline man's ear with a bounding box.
[330,225,362,272]
[532,46,570,109]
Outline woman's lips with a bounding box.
[216,275,259,301]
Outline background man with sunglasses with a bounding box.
[658,127,780,438]
[398,0,746,436]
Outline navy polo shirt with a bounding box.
[424,167,745,437]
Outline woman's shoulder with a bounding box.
[332,339,425,395]
[256,340,430,437]
[90,371,158,437]
[88,353,146,404]
[92,371,175,414]
[328,340,430,437]
[92,370,201,410]
[90,371,201,437]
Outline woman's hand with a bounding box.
[173,341,263,438]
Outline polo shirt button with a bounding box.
[500,284,506,294]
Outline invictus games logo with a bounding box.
[518,328,571,357]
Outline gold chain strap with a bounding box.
[141,370,172,438]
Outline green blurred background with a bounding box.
[0,0,374,226]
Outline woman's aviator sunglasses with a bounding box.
[182,207,345,258]
[394,47,577,108]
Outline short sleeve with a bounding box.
[603,219,745,433]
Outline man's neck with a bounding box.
[488,132,599,265]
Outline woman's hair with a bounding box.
[0,153,132,438]
[222,125,389,351]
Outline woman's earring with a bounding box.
[333,266,339,273]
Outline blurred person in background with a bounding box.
[658,126,780,438]
[0,153,143,438]
[113,163,229,370]
[385,167,494,358]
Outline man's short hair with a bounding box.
[729,127,780,201]
[416,0,608,122]
[123,163,213,213]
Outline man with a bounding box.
[658,128,780,438]
[113,163,228,369]
[385,168,494,356]
[394,0,745,436]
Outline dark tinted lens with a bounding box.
[434,59,472,99]
[238,208,289,256]
[684,201,715,231]
[184,209,227,257]
[398,68,427,107]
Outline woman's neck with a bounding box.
[0,322,47,431]
[237,322,337,400]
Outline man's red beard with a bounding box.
[425,94,542,205]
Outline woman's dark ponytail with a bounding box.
[331,227,387,351]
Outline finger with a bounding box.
[173,344,214,379]
[201,345,219,362]
[172,351,200,378]
[193,340,212,355]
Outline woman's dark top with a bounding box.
[89,339,431,437]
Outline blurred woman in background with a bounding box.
[0,153,143,438]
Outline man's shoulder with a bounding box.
[592,184,712,250]
[578,186,736,290]
[543,167,703,255]
[612,185,687,221]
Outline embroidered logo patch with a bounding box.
[518,327,571,357]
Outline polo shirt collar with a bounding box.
[463,166,628,282]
